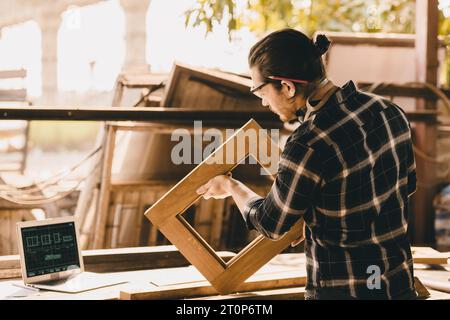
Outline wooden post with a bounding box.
[93,125,117,248]
[413,0,439,245]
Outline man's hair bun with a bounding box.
[314,34,331,56]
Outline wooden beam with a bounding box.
[411,247,449,265]
[412,0,439,245]
[358,82,450,100]
[0,89,27,101]
[0,69,27,79]
[0,106,283,125]
[0,106,434,125]
[120,73,168,88]
[322,31,447,48]
[93,126,116,249]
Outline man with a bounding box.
[196,28,417,300]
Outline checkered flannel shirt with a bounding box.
[243,81,417,299]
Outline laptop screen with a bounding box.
[20,221,81,278]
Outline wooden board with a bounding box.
[0,210,36,256]
[120,269,306,300]
[0,69,27,79]
[0,89,27,101]
[145,119,304,294]
[160,62,260,109]
[412,247,449,265]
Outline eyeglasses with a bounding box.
[250,76,309,98]
[250,82,270,97]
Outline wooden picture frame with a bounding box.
[145,118,304,294]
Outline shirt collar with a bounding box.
[295,80,359,123]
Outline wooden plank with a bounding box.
[412,0,439,245]
[111,77,125,107]
[192,286,306,300]
[322,31,447,48]
[196,277,431,301]
[0,89,27,101]
[0,104,427,125]
[0,211,10,255]
[93,126,116,248]
[120,73,168,88]
[0,106,284,127]
[0,163,22,172]
[145,192,159,246]
[117,191,139,248]
[412,246,449,264]
[420,278,450,293]
[134,191,144,246]
[160,62,260,108]
[414,277,431,299]
[79,188,98,250]
[108,191,124,248]
[120,271,306,300]
[0,69,27,79]
[358,82,450,101]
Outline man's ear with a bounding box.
[280,80,296,99]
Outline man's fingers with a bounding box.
[196,185,206,194]
[204,193,213,200]
[291,236,305,247]
[196,180,212,194]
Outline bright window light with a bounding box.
[58,0,125,92]
[0,20,42,97]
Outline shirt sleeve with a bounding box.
[407,139,417,197]
[242,140,323,240]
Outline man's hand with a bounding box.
[291,223,306,247]
[196,175,233,200]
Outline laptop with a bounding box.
[16,216,127,293]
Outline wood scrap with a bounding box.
[412,246,449,264]
[419,278,450,293]
[160,62,260,109]
[414,277,431,299]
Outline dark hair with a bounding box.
[248,28,330,98]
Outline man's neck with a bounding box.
[309,79,336,102]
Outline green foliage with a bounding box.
[184,0,425,37]
[185,0,450,86]
[185,0,237,40]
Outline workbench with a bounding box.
[0,246,448,300]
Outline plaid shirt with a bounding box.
[243,81,417,299]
